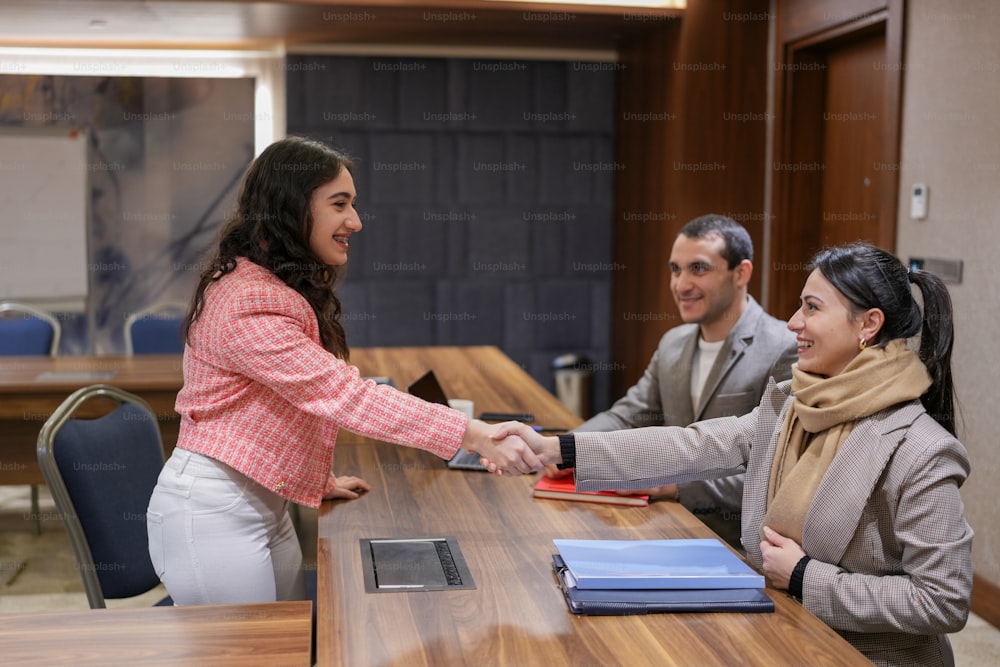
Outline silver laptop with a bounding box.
[407,370,488,472]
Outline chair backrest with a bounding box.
[0,301,60,356]
[124,302,186,355]
[36,384,166,609]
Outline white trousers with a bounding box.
[147,448,306,605]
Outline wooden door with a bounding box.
[769,1,904,318]
[818,32,886,249]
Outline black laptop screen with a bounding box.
[407,370,449,406]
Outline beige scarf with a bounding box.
[762,340,931,543]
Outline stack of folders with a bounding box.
[551,538,775,615]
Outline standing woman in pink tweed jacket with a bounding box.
[146,136,541,606]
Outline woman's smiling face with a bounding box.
[308,169,361,266]
[787,269,868,377]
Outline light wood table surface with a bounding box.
[0,354,183,486]
[0,600,312,666]
[318,346,871,666]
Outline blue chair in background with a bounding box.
[124,302,186,355]
[0,301,60,356]
[36,384,172,608]
[1,300,61,534]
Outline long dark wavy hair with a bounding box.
[183,136,353,359]
[810,242,956,434]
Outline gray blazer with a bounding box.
[577,296,797,524]
[574,379,973,667]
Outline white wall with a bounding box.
[897,0,1000,584]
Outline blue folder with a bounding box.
[552,555,775,615]
[553,538,766,590]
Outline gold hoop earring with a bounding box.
[858,337,868,351]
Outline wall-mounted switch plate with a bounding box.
[910,183,928,220]
[908,257,962,284]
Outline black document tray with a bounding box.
[360,537,476,592]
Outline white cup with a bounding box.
[448,398,475,419]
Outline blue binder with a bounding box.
[552,555,775,615]
[553,538,766,590]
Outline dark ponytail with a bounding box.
[906,269,956,434]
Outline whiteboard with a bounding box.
[0,129,89,304]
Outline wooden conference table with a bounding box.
[0,600,312,666]
[319,346,871,667]
[0,354,183,487]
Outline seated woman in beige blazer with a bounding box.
[498,242,973,667]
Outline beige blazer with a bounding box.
[574,379,973,667]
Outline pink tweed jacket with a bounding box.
[175,258,466,507]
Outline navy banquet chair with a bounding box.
[0,300,60,356]
[36,384,172,608]
[124,301,186,355]
[1,300,61,533]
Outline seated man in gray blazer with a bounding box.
[553,214,797,549]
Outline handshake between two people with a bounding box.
[462,420,562,476]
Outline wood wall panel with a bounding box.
[611,0,772,396]
[613,21,680,396]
